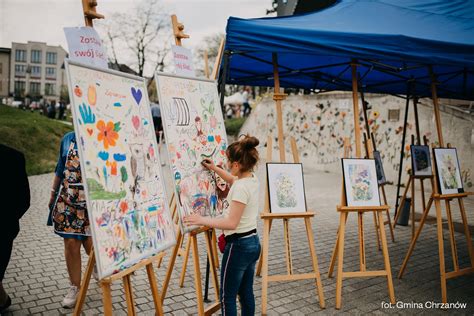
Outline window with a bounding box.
[15,49,26,62]
[45,67,56,79]
[30,82,41,94]
[15,64,26,76]
[31,66,41,78]
[45,83,55,95]
[14,81,26,95]
[46,52,57,64]
[31,50,42,63]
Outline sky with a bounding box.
[0,0,272,75]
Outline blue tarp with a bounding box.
[224,0,474,100]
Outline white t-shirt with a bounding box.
[224,174,260,236]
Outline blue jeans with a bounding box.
[220,234,261,316]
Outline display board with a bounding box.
[66,61,176,279]
[342,158,381,207]
[410,145,432,177]
[433,148,464,194]
[155,73,229,233]
[267,163,307,213]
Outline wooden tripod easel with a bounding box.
[393,135,434,239]
[257,53,325,314]
[328,60,395,310]
[397,69,474,303]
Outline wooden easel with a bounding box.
[73,4,168,315]
[393,135,434,239]
[258,53,325,314]
[398,70,474,303]
[328,60,395,310]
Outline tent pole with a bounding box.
[429,67,444,147]
[394,83,411,217]
[219,50,230,114]
[272,53,287,162]
[351,60,362,158]
[413,96,421,145]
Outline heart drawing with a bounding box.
[132,115,140,130]
[131,87,142,105]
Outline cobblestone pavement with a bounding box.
[3,154,474,315]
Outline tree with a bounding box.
[97,0,171,78]
[194,33,225,78]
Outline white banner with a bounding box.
[171,45,195,77]
[64,27,108,69]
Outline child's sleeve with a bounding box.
[230,182,249,205]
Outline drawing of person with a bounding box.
[195,116,207,146]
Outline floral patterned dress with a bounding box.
[52,140,90,235]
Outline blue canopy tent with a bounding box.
[222,0,474,100]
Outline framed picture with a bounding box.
[267,163,307,213]
[373,151,387,185]
[433,148,464,195]
[410,145,432,177]
[342,159,381,207]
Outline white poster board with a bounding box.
[65,60,175,279]
[64,27,108,69]
[155,72,229,233]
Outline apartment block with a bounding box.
[9,41,67,102]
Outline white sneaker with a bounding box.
[62,285,79,309]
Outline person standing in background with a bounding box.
[0,145,30,313]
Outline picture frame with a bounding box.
[410,145,432,177]
[433,148,464,195]
[342,158,381,207]
[373,150,387,185]
[266,163,307,213]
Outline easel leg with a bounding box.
[161,229,183,303]
[205,230,220,303]
[283,219,293,274]
[378,212,395,304]
[458,198,474,267]
[398,197,433,278]
[179,236,192,287]
[123,274,136,316]
[445,200,459,271]
[328,213,349,278]
[411,177,416,239]
[261,219,270,315]
[257,219,272,277]
[335,212,347,310]
[146,263,164,315]
[191,235,205,316]
[101,281,113,316]
[420,179,426,211]
[211,229,220,269]
[381,186,395,243]
[304,217,325,309]
[373,211,381,251]
[393,177,412,228]
[434,199,447,303]
[358,212,366,271]
[73,249,95,316]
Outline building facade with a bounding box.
[0,48,11,99]
[9,41,67,103]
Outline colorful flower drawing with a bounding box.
[440,153,459,189]
[348,164,373,201]
[96,120,119,149]
[275,173,297,208]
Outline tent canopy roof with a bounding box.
[224,0,474,100]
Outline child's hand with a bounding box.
[183,214,205,227]
[201,158,215,171]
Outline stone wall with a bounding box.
[241,92,474,188]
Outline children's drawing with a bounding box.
[343,159,380,207]
[267,163,307,213]
[155,73,229,233]
[66,61,176,279]
[433,148,464,194]
[411,145,432,177]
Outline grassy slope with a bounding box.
[0,105,73,175]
